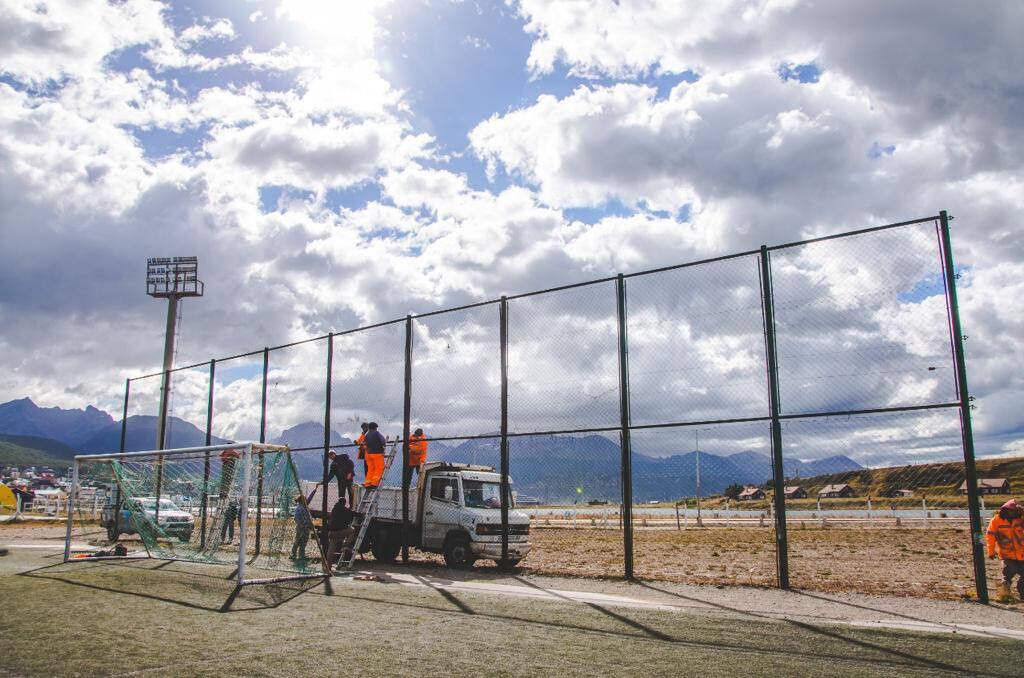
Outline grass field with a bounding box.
[2,546,1024,677]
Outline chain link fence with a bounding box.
[100,212,995,601]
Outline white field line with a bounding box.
[354,568,1024,641]
[3,543,96,550]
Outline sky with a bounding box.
[1,0,1022,465]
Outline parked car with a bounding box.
[101,497,194,542]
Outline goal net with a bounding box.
[64,443,327,585]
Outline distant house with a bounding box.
[818,484,854,498]
[784,486,807,499]
[737,486,765,501]
[892,489,914,498]
[958,479,1010,495]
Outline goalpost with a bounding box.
[64,442,328,586]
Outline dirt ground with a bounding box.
[5,520,1003,601]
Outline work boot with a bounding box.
[997,582,1014,602]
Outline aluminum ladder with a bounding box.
[340,440,399,568]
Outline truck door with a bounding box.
[423,474,461,550]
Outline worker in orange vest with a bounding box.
[355,422,369,478]
[986,499,1024,600]
[363,422,387,488]
[409,428,428,475]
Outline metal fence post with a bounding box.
[322,334,333,551]
[938,210,988,604]
[759,246,790,590]
[500,297,510,566]
[63,459,79,562]
[201,359,215,548]
[402,315,413,564]
[255,347,268,556]
[615,274,634,580]
[237,443,253,584]
[115,378,130,537]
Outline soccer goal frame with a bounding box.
[63,442,329,586]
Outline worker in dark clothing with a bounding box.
[327,496,358,573]
[290,482,321,561]
[363,422,387,488]
[328,450,356,508]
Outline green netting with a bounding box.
[77,445,325,580]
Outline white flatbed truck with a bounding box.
[360,462,532,568]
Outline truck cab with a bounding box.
[369,462,532,568]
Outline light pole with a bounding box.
[147,256,203,450]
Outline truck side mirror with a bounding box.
[444,485,453,501]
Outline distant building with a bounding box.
[959,478,1010,495]
[784,486,807,499]
[818,484,854,498]
[516,495,541,506]
[737,486,765,501]
[892,489,914,498]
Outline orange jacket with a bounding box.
[408,433,428,466]
[356,433,366,460]
[986,513,1024,561]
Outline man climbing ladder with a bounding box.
[339,439,398,570]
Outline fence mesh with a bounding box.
[90,214,996,600]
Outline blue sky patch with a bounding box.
[869,141,896,159]
[778,62,821,83]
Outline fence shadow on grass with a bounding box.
[631,580,1000,676]
[18,558,323,613]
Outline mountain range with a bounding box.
[0,398,862,501]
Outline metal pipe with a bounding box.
[75,443,287,461]
[615,274,634,579]
[938,210,987,603]
[237,444,253,584]
[759,246,790,590]
[63,459,79,562]
[322,333,333,552]
[201,358,215,549]
[255,348,268,557]
[402,315,413,564]
[500,297,510,566]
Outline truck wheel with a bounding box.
[178,532,192,543]
[106,524,119,541]
[443,534,474,569]
[370,529,400,563]
[501,558,522,569]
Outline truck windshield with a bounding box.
[463,481,511,509]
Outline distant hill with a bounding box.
[777,455,1024,499]
[0,433,79,461]
[79,415,231,453]
[0,439,70,468]
[271,422,351,480]
[426,435,863,503]
[0,398,112,448]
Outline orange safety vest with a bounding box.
[356,433,366,460]
[986,513,1024,561]
[408,434,428,466]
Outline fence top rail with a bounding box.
[766,215,938,252]
[75,442,288,461]
[128,212,940,381]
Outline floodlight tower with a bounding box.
[146,256,204,449]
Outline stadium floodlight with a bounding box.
[63,443,328,586]
[146,256,204,450]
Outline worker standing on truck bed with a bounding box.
[407,428,428,485]
[363,422,386,488]
[356,422,369,479]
